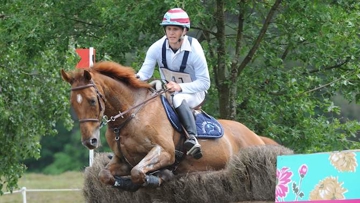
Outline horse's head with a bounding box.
[61,69,104,150]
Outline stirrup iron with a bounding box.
[186,142,201,155]
[186,138,202,159]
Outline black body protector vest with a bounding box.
[160,37,193,84]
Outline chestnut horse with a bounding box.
[61,61,274,191]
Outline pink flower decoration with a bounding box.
[298,164,308,178]
[276,167,293,202]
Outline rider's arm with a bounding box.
[178,39,210,93]
[136,37,165,81]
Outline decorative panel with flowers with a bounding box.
[276,150,359,203]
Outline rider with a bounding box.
[136,8,210,159]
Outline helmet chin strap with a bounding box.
[177,35,184,43]
[177,29,186,43]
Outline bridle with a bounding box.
[70,80,106,125]
[70,79,171,168]
[70,79,168,128]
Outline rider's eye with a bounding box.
[89,98,96,106]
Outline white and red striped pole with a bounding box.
[75,47,96,166]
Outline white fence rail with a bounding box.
[4,187,82,203]
[3,146,90,203]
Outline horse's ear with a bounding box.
[61,69,73,84]
[84,70,92,81]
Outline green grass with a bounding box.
[1,171,85,203]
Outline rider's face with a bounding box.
[165,26,185,44]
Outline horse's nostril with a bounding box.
[90,138,98,145]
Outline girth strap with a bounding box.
[110,94,149,168]
[113,120,134,168]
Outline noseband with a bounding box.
[71,80,105,124]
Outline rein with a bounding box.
[101,88,167,127]
[70,80,168,127]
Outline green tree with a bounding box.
[23,121,87,174]
[25,122,110,174]
[0,1,75,194]
[223,1,360,151]
[179,0,360,151]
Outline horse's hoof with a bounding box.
[143,175,160,188]
[158,169,174,182]
[113,176,141,192]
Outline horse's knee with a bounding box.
[130,167,146,184]
[98,169,115,185]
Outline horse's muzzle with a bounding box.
[82,138,98,149]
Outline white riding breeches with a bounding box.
[172,91,206,108]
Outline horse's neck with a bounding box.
[99,76,148,117]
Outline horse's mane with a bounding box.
[91,61,151,89]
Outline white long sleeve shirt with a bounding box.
[137,35,210,94]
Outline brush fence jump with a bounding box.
[83,145,294,203]
[276,149,360,203]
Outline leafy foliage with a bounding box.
[232,1,360,151]
[0,1,75,194]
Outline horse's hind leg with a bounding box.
[140,169,175,188]
[130,145,174,186]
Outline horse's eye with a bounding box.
[89,98,96,106]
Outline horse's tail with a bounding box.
[259,136,279,145]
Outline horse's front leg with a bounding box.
[98,154,131,186]
[131,145,175,186]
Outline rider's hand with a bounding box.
[166,81,182,93]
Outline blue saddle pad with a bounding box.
[160,96,224,139]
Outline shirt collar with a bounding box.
[181,36,192,51]
[165,35,192,52]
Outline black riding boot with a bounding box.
[175,100,202,159]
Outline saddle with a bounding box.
[150,80,224,139]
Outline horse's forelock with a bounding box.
[92,61,151,88]
[67,69,91,83]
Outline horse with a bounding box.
[61,61,277,191]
